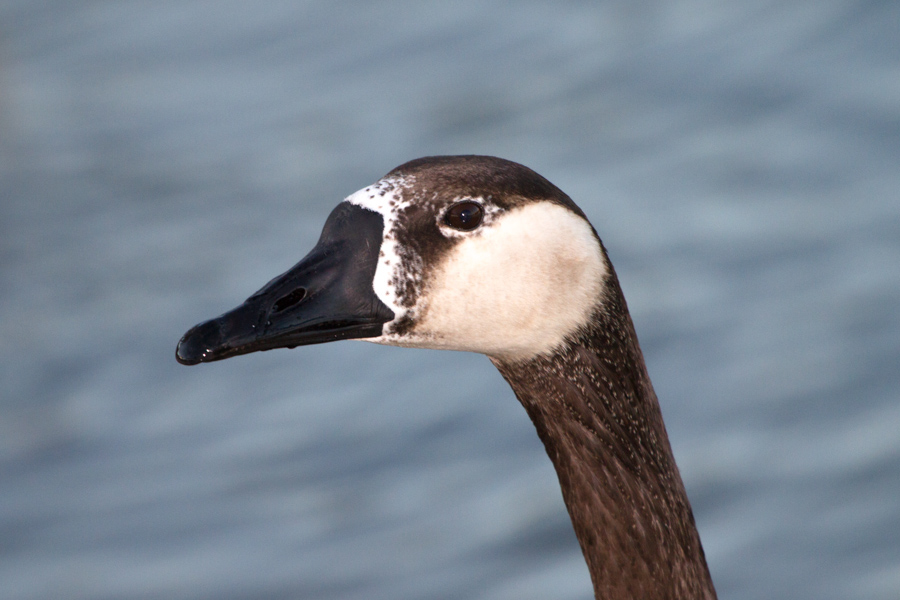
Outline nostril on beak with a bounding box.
[272,288,307,313]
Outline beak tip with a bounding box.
[175,345,202,366]
[175,321,219,366]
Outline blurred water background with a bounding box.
[1,1,898,599]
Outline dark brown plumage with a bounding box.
[494,268,716,599]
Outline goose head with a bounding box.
[176,155,608,365]
[176,155,717,599]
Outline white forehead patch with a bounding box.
[380,201,607,362]
[345,176,414,320]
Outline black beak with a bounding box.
[176,203,394,365]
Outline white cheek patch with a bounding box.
[394,202,607,361]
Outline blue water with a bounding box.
[1,2,898,599]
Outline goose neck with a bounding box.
[492,286,716,600]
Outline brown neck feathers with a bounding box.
[492,272,716,600]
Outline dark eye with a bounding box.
[444,201,484,231]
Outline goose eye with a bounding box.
[445,201,484,231]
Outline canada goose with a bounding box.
[176,155,717,599]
